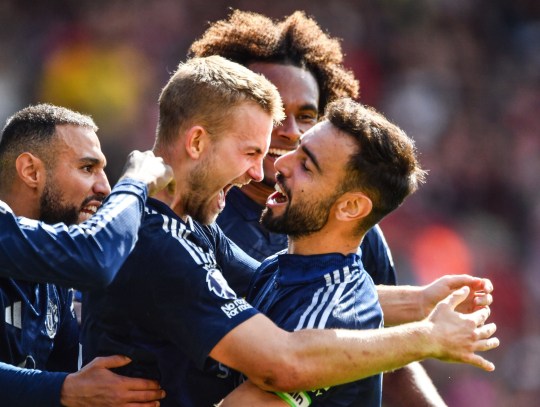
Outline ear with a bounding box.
[184,125,209,159]
[334,191,372,223]
[15,152,45,189]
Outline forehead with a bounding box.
[54,124,106,163]
[223,102,273,145]
[301,121,355,172]
[248,62,319,108]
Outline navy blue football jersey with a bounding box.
[81,198,260,407]
[0,279,78,371]
[248,252,383,406]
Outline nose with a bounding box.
[94,170,111,197]
[247,156,264,182]
[275,114,301,144]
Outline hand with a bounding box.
[427,286,499,371]
[421,275,493,316]
[60,355,165,407]
[119,150,174,196]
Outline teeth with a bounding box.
[87,206,98,214]
[275,183,285,194]
[80,212,91,221]
[268,148,290,157]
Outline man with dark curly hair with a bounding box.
[190,10,447,407]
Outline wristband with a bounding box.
[275,391,312,407]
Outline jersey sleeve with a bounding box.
[0,178,147,291]
[0,362,67,407]
[209,223,260,297]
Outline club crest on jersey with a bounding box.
[45,298,59,338]
[205,266,236,299]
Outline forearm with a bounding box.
[272,322,433,391]
[383,363,447,407]
[221,320,433,393]
[0,362,67,407]
[377,284,425,326]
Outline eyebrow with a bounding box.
[300,144,322,173]
[249,146,264,155]
[299,103,318,113]
[79,157,106,167]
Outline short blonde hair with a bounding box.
[155,55,284,147]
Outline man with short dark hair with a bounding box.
[0,103,172,407]
[221,98,430,405]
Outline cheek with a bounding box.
[263,157,276,175]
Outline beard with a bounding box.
[261,190,339,239]
[39,179,79,225]
[185,155,219,225]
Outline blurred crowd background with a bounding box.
[1,0,538,405]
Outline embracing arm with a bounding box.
[210,287,498,393]
[0,180,146,290]
[218,364,447,407]
[0,362,68,407]
[0,151,172,291]
[378,275,494,326]
[0,356,165,407]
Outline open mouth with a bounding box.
[218,183,246,210]
[267,182,288,205]
[267,148,292,159]
[79,204,100,221]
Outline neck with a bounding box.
[240,182,274,207]
[152,146,189,221]
[0,186,40,219]
[153,179,195,222]
[288,228,364,256]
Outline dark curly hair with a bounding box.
[189,10,359,113]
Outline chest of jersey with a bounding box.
[0,279,71,369]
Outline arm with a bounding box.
[60,356,165,407]
[0,361,68,407]
[383,362,447,407]
[210,286,498,393]
[218,366,447,407]
[0,357,164,407]
[0,150,172,290]
[378,275,494,326]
